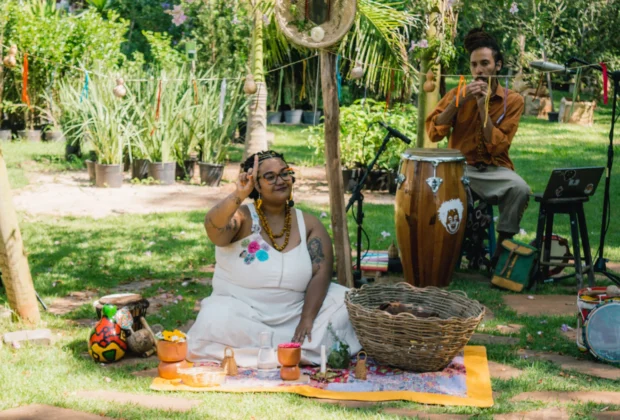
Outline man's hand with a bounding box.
[292,317,314,344]
[461,80,488,104]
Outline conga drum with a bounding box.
[395,149,468,287]
[93,293,149,331]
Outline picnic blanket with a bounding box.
[150,346,493,407]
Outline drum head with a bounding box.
[402,148,465,162]
[99,293,143,306]
[584,302,620,363]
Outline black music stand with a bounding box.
[564,58,620,285]
[346,129,394,288]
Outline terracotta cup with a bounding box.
[158,360,192,380]
[156,340,188,363]
[277,347,301,381]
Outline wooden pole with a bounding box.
[416,12,440,149]
[0,146,40,324]
[320,51,353,288]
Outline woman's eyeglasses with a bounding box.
[258,169,295,185]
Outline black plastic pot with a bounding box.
[95,163,123,188]
[176,159,197,180]
[0,129,11,141]
[302,111,322,125]
[44,130,64,142]
[199,162,224,187]
[148,162,176,185]
[267,111,283,124]
[85,160,96,183]
[18,129,42,142]
[65,143,82,159]
[547,111,559,122]
[131,159,149,180]
[284,110,303,124]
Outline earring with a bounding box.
[287,190,295,208]
[256,193,262,210]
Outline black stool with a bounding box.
[530,194,595,290]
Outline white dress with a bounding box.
[187,203,361,367]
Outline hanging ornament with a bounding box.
[244,73,257,95]
[423,68,436,92]
[354,351,368,380]
[221,346,238,376]
[3,44,18,69]
[351,62,364,80]
[113,78,127,98]
[310,26,325,43]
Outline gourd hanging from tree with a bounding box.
[3,44,17,69]
[351,62,364,80]
[113,78,127,98]
[423,68,436,92]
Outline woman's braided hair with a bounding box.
[464,28,503,71]
[240,150,293,200]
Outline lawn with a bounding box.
[1,106,619,419]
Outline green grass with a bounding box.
[1,109,620,418]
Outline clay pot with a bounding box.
[156,340,188,363]
[158,360,192,380]
[277,347,301,381]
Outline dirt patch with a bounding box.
[517,349,620,380]
[0,404,114,419]
[494,407,569,420]
[496,324,524,334]
[488,361,523,380]
[503,295,576,316]
[47,291,98,316]
[14,165,394,218]
[511,391,620,404]
[470,333,519,346]
[74,391,201,412]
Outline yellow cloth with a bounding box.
[150,346,493,408]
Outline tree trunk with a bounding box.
[0,146,40,325]
[320,51,353,288]
[244,1,268,159]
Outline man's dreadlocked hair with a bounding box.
[464,28,503,71]
[240,150,293,200]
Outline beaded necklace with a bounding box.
[256,204,292,252]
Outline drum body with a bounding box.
[576,287,620,356]
[583,301,620,364]
[93,293,149,331]
[394,149,468,287]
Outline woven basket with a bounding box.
[345,283,485,372]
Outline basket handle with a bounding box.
[224,346,235,358]
[357,351,367,361]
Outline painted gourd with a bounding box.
[88,304,127,363]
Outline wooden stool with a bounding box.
[530,195,595,290]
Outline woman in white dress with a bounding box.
[187,151,361,367]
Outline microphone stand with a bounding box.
[565,58,620,284]
[346,130,393,288]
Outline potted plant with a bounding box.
[75,78,135,188]
[195,77,247,186]
[283,71,302,124]
[40,92,64,142]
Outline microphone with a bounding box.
[378,122,412,144]
[529,60,567,73]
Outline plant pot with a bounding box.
[18,129,42,142]
[95,163,123,188]
[0,129,11,141]
[267,111,283,125]
[365,170,391,191]
[148,162,176,185]
[44,130,64,142]
[65,143,81,159]
[302,111,322,125]
[284,110,303,124]
[85,160,96,183]
[342,168,355,193]
[158,360,191,380]
[176,159,197,180]
[156,340,188,363]
[131,159,149,180]
[199,162,225,187]
[547,112,559,122]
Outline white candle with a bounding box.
[320,345,326,373]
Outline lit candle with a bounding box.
[320,345,326,373]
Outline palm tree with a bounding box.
[243,0,419,158]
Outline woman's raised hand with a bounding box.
[236,154,259,199]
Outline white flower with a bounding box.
[519,228,527,236]
[418,39,429,48]
[166,5,187,26]
[232,15,240,25]
[509,2,519,14]
[381,231,391,239]
[409,40,417,52]
[171,335,179,341]
[320,212,327,218]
